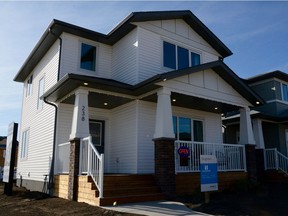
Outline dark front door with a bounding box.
[89,120,105,154]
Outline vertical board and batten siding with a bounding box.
[18,41,59,182]
[109,101,138,173]
[134,19,220,83]
[111,29,138,85]
[160,69,252,107]
[59,33,112,80]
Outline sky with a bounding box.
[0,1,288,136]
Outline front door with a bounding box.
[89,120,105,154]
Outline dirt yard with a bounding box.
[0,183,139,216]
[180,181,288,216]
[1,181,288,216]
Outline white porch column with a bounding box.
[252,119,265,149]
[70,89,90,139]
[154,88,175,139]
[239,107,255,145]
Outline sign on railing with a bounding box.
[175,141,246,173]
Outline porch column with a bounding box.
[239,107,255,145]
[239,107,257,182]
[153,88,176,199]
[68,88,89,201]
[70,88,90,139]
[252,119,265,149]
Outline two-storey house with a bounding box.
[14,10,263,206]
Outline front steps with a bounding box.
[78,174,165,206]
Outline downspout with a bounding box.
[45,27,62,196]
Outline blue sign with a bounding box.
[200,155,218,192]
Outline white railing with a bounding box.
[175,141,246,172]
[80,136,104,198]
[264,148,288,175]
[55,142,70,174]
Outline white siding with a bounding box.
[137,101,156,173]
[135,20,221,83]
[111,29,138,85]
[17,41,59,182]
[109,101,138,173]
[60,33,112,80]
[160,69,252,107]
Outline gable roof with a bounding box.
[246,70,288,84]
[43,60,263,107]
[14,10,232,82]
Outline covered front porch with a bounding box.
[42,61,263,205]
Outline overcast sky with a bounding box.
[0,1,288,136]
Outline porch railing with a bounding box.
[79,136,104,198]
[55,142,70,174]
[175,141,247,173]
[264,148,288,175]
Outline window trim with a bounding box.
[37,76,45,111]
[20,129,30,159]
[79,42,97,72]
[163,40,201,70]
[281,82,288,102]
[173,115,205,142]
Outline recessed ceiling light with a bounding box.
[256,101,260,105]
[172,99,176,102]
[83,82,88,86]
[104,102,108,106]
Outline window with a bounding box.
[26,75,33,97]
[21,129,29,159]
[37,77,45,110]
[282,83,288,102]
[163,41,200,70]
[80,43,96,71]
[173,116,204,141]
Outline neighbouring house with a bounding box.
[224,71,288,174]
[0,137,7,171]
[14,10,264,206]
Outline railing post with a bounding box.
[99,154,104,198]
[87,139,91,176]
[79,139,83,175]
[242,146,247,172]
[275,148,279,170]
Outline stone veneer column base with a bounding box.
[68,138,80,201]
[154,138,176,199]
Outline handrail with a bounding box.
[264,148,288,175]
[80,136,104,198]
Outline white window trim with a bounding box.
[78,41,98,73]
[20,128,30,160]
[37,76,45,111]
[162,39,201,70]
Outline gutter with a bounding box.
[44,28,62,196]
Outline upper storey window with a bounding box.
[282,83,288,102]
[163,41,200,70]
[26,74,33,97]
[80,43,96,71]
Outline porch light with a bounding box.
[163,78,167,81]
[214,107,218,110]
[104,102,108,106]
[83,82,88,86]
[256,101,260,105]
[172,99,176,102]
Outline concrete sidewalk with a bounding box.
[104,201,211,216]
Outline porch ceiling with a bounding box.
[143,92,240,114]
[62,92,133,109]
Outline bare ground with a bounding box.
[1,181,288,216]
